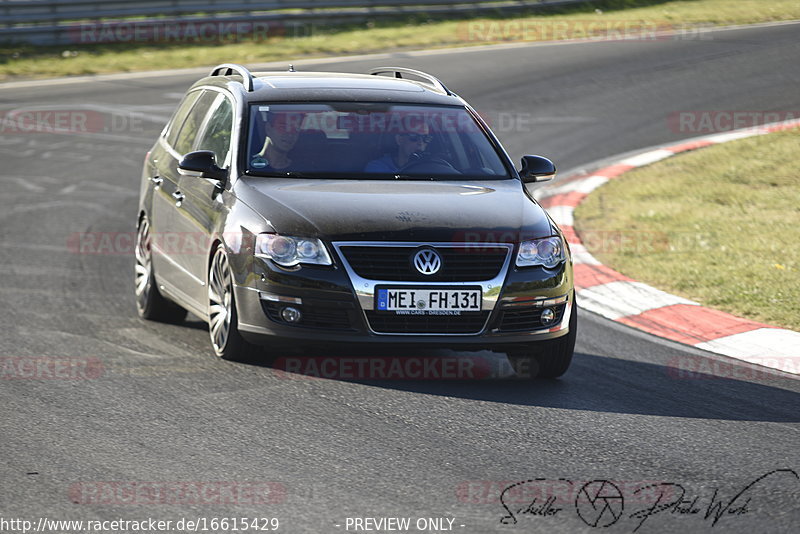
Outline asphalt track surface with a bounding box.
[1,22,799,534]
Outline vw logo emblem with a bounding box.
[413,248,442,275]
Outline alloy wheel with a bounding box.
[208,246,233,355]
[134,218,152,309]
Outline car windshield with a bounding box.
[245,103,511,179]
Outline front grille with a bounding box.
[262,300,355,330]
[339,246,508,282]
[496,303,566,332]
[365,311,489,334]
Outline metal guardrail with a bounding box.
[0,0,590,45]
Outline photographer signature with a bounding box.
[498,469,798,530]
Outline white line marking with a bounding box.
[571,175,610,194]
[5,200,125,218]
[570,243,601,265]
[577,281,698,320]
[6,177,45,192]
[0,242,69,252]
[621,149,675,167]
[705,130,765,143]
[0,265,87,277]
[546,205,574,227]
[535,175,609,199]
[695,328,800,374]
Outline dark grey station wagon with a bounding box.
[135,63,576,378]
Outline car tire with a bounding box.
[507,295,577,379]
[207,244,260,362]
[536,302,577,378]
[134,216,187,323]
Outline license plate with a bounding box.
[376,288,482,313]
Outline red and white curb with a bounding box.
[534,120,800,376]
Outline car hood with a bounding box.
[236,177,557,243]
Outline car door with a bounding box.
[149,89,203,291]
[174,91,236,308]
[153,89,219,311]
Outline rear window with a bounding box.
[245,103,510,180]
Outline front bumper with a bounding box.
[234,243,574,352]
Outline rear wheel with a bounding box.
[134,216,186,323]
[207,244,259,362]
[507,298,577,379]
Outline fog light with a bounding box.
[281,306,302,323]
[541,308,555,325]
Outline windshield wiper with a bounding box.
[393,174,435,181]
[251,171,315,178]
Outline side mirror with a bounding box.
[518,155,556,183]
[178,150,227,182]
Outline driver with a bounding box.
[253,111,303,171]
[364,123,432,173]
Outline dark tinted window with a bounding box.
[246,103,510,179]
[173,91,217,156]
[194,95,234,167]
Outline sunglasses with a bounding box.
[402,133,433,143]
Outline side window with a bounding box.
[164,90,202,147]
[173,91,218,156]
[194,94,234,168]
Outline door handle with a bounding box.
[172,190,185,205]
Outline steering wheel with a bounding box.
[399,152,461,175]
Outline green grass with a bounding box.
[573,128,800,331]
[2,0,800,80]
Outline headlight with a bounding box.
[515,236,565,268]
[255,234,332,267]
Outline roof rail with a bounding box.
[209,63,254,92]
[368,67,452,95]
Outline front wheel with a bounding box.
[207,244,259,362]
[536,303,577,378]
[507,299,577,379]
